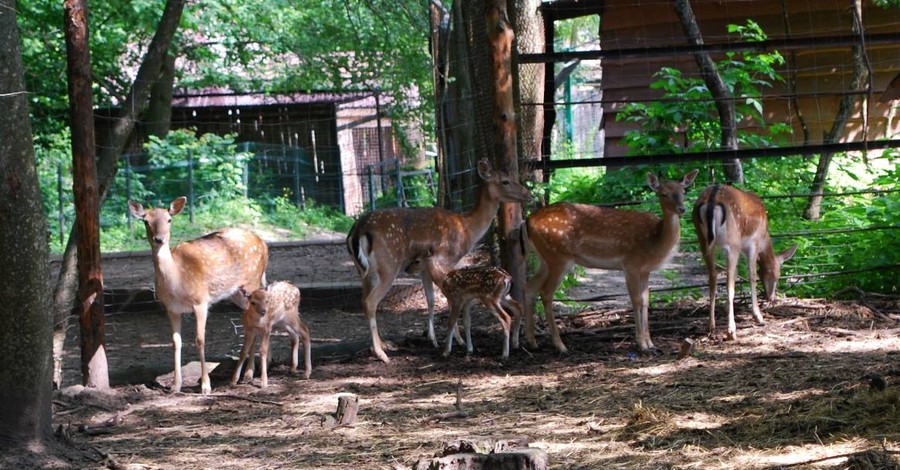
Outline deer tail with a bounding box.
[346,222,372,274]
[703,185,725,252]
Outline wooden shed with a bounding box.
[533,0,900,158]
[97,89,403,215]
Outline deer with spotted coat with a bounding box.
[128,196,268,394]
[346,159,532,363]
[692,184,797,340]
[231,281,312,388]
[523,170,699,354]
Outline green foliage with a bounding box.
[372,167,436,209]
[143,129,252,203]
[616,20,789,155]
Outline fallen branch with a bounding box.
[190,393,284,406]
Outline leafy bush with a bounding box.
[616,20,789,155]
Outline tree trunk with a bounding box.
[487,0,527,316]
[0,0,55,450]
[673,0,743,183]
[65,0,110,390]
[442,0,479,211]
[513,0,544,165]
[804,0,868,221]
[145,52,177,139]
[51,0,187,389]
[430,0,453,209]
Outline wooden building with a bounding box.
[534,0,900,158]
[97,89,404,215]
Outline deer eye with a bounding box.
[167,218,172,223]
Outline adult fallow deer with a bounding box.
[523,169,699,353]
[346,159,532,363]
[128,196,268,394]
[692,184,797,340]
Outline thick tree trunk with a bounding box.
[65,0,110,390]
[0,0,55,450]
[51,0,187,389]
[430,0,453,209]
[673,0,743,183]
[513,0,544,164]
[804,0,868,221]
[145,52,177,139]
[487,0,527,311]
[443,0,479,211]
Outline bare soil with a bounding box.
[38,239,900,469]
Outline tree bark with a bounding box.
[804,0,868,221]
[487,0,527,311]
[51,0,187,389]
[145,52,177,139]
[673,0,743,183]
[513,0,544,165]
[0,0,55,449]
[65,0,110,390]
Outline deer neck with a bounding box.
[653,208,682,254]
[460,185,500,250]
[757,235,777,269]
[151,243,182,287]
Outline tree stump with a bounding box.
[413,448,548,470]
[334,393,359,426]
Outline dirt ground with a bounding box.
[34,239,900,469]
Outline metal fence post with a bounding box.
[187,149,195,224]
[242,141,250,199]
[125,156,132,231]
[367,164,376,212]
[57,163,65,248]
[294,147,302,208]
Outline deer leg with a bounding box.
[540,261,572,354]
[166,311,184,393]
[421,275,440,348]
[488,298,512,359]
[288,330,300,376]
[259,329,272,388]
[725,248,740,341]
[299,320,312,379]
[193,303,212,394]
[503,297,523,350]
[747,248,765,326]
[701,245,719,334]
[523,262,549,349]
[231,325,257,385]
[361,269,397,363]
[626,270,654,352]
[443,302,464,357]
[463,300,475,355]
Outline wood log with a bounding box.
[335,393,359,426]
[413,448,549,470]
[441,435,530,455]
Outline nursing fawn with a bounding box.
[346,159,531,362]
[435,265,523,359]
[128,196,268,394]
[231,281,312,388]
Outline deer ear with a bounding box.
[682,169,699,188]
[239,286,252,299]
[169,196,187,216]
[778,244,799,263]
[127,201,145,220]
[646,173,660,191]
[477,159,493,180]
